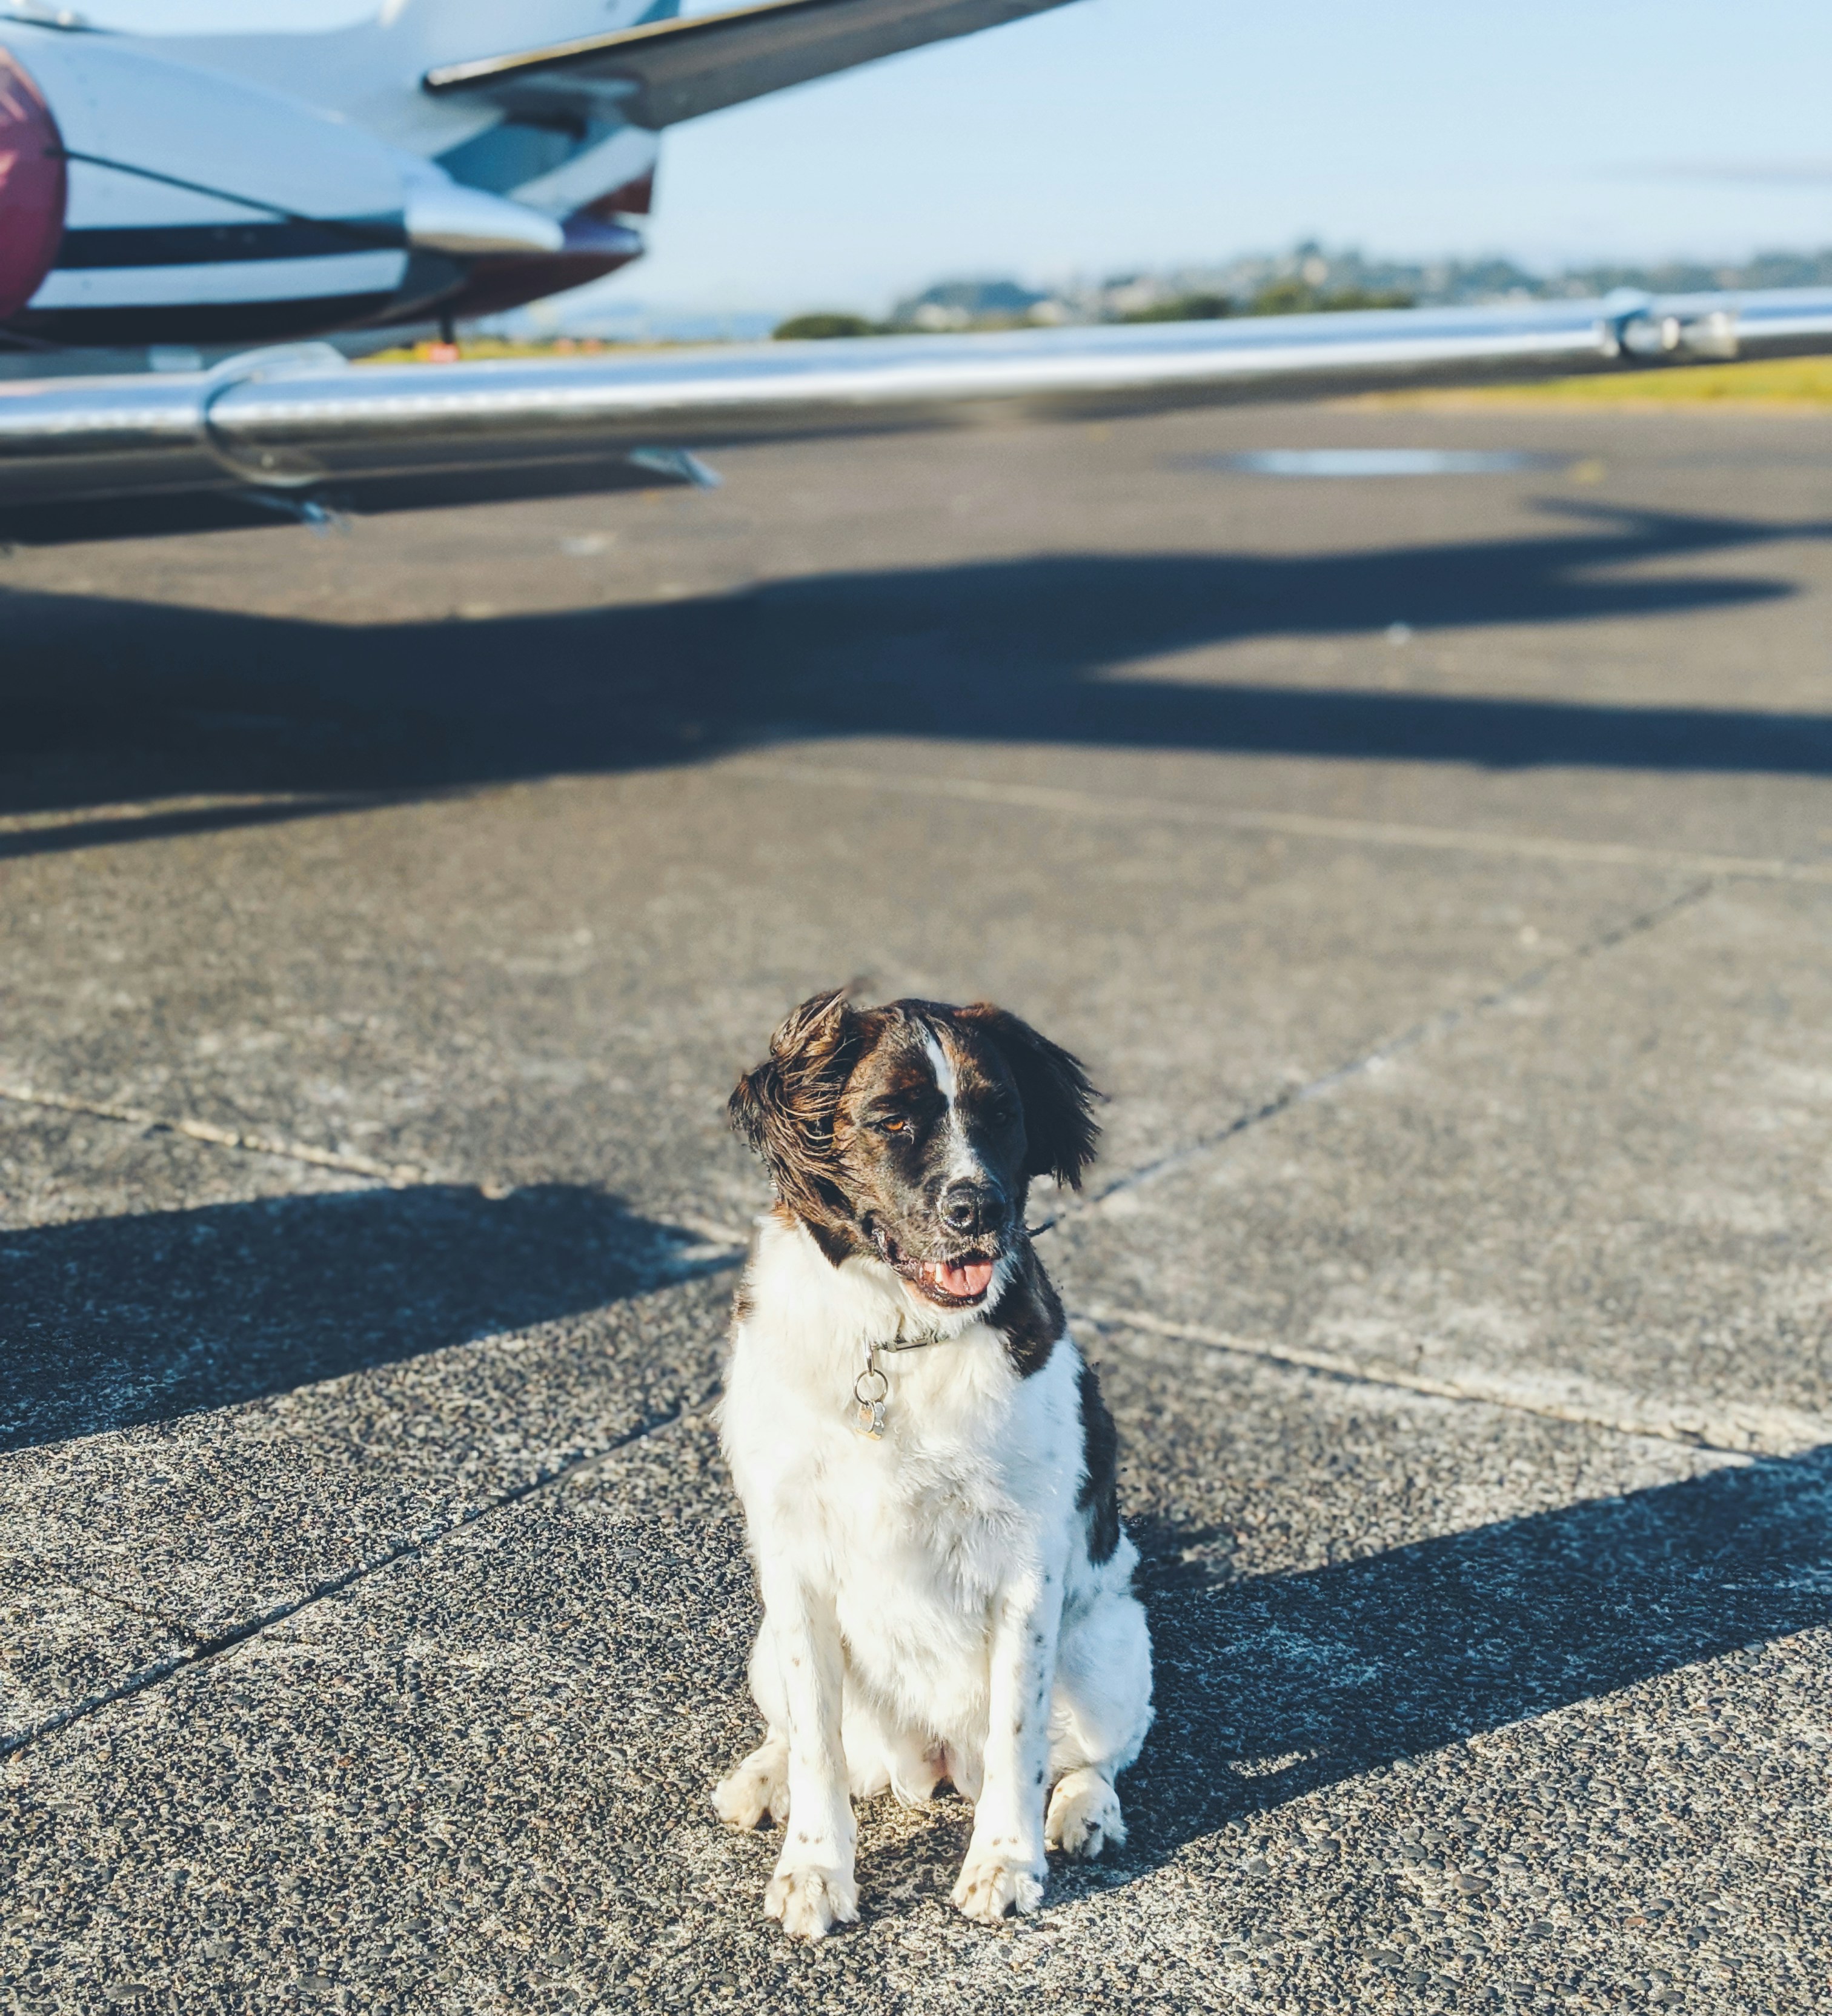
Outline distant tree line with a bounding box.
[773,313,883,340]
[1113,281,1415,323]
[772,281,1415,340]
[772,240,1832,341]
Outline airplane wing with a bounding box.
[422,0,1080,130]
[5,288,1831,536]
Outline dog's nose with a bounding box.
[940,1180,998,1236]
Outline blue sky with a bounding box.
[649,0,1832,311]
[78,1,1832,313]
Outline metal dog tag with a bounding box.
[852,1356,889,1440]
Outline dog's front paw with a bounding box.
[714,1740,789,1831]
[1044,1768,1126,1861]
[764,1863,858,1940]
[951,1848,1046,1924]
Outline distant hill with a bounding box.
[1074,242,1832,323]
[483,242,1832,346]
[785,243,1832,340]
[889,278,1053,330]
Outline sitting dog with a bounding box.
[712,988,1153,1938]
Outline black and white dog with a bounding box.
[713,990,1153,1938]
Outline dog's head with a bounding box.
[729,990,1101,1312]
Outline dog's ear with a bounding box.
[729,986,861,1221]
[957,1002,1102,1190]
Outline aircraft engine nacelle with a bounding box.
[0,42,64,321]
[0,22,573,348]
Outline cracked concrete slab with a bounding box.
[1054,874,1832,1458]
[0,1273,734,1746]
[4,1361,1825,2014]
[5,402,1832,2011]
[0,1102,369,1233]
[12,407,1832,1228]
[0,1560,194,1752]
[1,1122,738,1738]
[0,756,1694,1220]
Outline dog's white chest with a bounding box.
[721,1212,1085,1731]
[817,1394,1029,1717]
[729,1339,1078,1719]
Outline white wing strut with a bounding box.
[2,288,1830,517]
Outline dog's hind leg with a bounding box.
[841,1686,942,1806]
[1045,1546,1153,1860]
[714,1732,790,1829]
[840,1691,892,1803]
[1044,1765,1124,1859]
[714,1625,792,1829]
[888,1731,944,1808]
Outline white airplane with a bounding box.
[4,0,1832,534]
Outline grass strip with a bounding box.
[1367,356,1832,409]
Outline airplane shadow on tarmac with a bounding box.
[0,1182,735,1452]
[804,1440,1832,1903]
[5,499,1832,858]
[1084,1448,1832,1880]
[6,1185,1830,1891]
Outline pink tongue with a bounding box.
[930,1259,994,1299]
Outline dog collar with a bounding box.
[850,1327,955,1439]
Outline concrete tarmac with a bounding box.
[2,401,1830,2013]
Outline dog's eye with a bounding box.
[876,1116,909,1134]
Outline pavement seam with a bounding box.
[0,1080,428,1188]
[0,1080,759,1261]
[0,1396,711,1766]
[44,1577,208,1644]
[1039,876,1717,1228]
[1038,872,1817,1462]
[723,756,1832,886]
[1080,1306,1817,1459]
[0,856,1728,1222]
